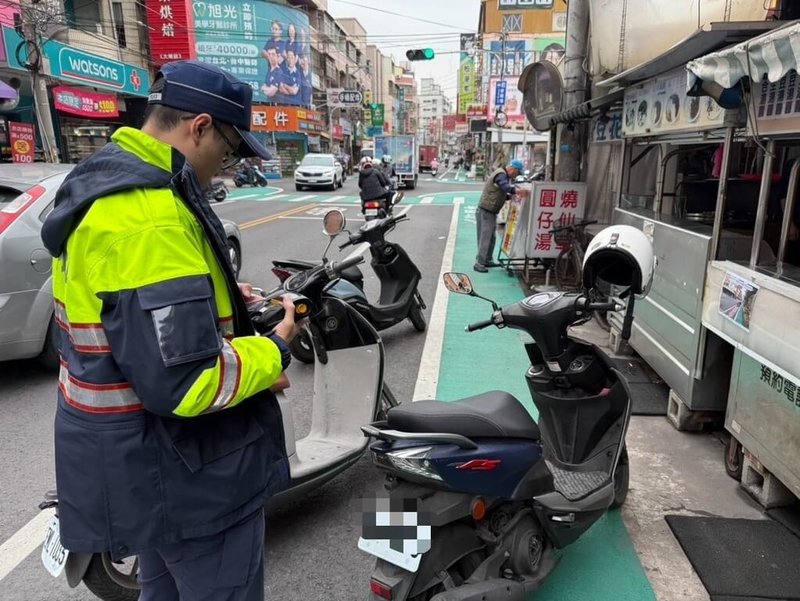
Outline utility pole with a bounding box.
[18,0,59,162]
[555,0,590,182]
[496,31,506,169]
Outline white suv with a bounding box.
[294,153,343,191]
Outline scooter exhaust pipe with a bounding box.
[429,577,537,601]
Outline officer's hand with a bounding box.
[238,282,261,305]
[273,295,303,344]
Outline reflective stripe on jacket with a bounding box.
[42,127,289,559]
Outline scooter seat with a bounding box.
[387,391,540,440]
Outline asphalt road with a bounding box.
[0,173,463,600]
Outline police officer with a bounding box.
[41,60,298,600]
[474,159,526,272]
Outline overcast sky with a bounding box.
[326,0,482,103]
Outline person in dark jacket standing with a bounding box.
[358,156,393,211]
[474,159,526,272]
[41,60,300,600]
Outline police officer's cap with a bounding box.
[148,60,272,161]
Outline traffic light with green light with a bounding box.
[406,48,435,61]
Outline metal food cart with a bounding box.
[683,22,800,506]
[601,57,772,429]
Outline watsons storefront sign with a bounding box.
[2,27,150,96]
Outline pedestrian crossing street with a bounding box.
[225,189,479,206]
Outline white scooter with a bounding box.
[38,210,397,601]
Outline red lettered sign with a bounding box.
[9,122,35,163]
[146,0,196,67]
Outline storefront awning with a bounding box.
[598,21,778,88]
[548,89,624,126]
[686,21,800,92]
[0,80,17,100]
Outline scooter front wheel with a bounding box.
[83,553,140,601]
[409,293,427,332]
[289,330,315,364]
[611,446,629,509]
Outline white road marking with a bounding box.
[420,197,434,204]
[0,510,51,583]
[289,195,318,202]
[412,202,460,402]
[322,195,346,203]
[264,194,288,201]
[453,197,465,205]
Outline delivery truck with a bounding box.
[373,135,418,189]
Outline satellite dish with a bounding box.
[518,61,563,131]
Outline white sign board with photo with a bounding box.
[622,68,727,137]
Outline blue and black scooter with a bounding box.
[360,260,649,600]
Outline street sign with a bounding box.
[326,88,363,107]
[367,125,384,137]
[338,89,363,105]
[370,103,385,126]
[495,80,507,107]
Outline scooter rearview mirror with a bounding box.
[443,272,473,295]
[322,209,346,237]
[443,273,500,310]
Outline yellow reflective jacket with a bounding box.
[41,127,289,558]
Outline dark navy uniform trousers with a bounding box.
[138,509,265,601]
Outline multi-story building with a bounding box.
[0,0,376,166]
[471,0,567,130]
[366,45,397,136]
[395,64,417,136]
[417,78,452,147]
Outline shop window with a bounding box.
[112,2,126,47]
[64,0,101,30]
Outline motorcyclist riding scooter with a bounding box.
[359,156,402,220]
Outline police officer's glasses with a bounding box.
[212,122,242,170]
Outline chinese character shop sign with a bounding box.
[146,0,196,66]
[9,122,35,163]
[54,86,119,118]
[529,182,587,258]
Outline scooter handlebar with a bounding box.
[465,317,494,332]
[330,254,365,274]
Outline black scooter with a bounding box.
[274,208,426,363]
[205,177,229,202]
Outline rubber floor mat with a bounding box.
[666,515,800,600]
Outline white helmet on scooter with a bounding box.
[583,225,655,296]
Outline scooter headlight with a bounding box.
[383,446,442,481]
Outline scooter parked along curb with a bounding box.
[274,206,426,364]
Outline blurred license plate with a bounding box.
[365,208,378,217]
[358,536,424,573]
[41,515,69,577]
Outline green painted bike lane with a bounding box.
[434,195,656,601]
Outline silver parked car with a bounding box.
[0,164,243,368]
